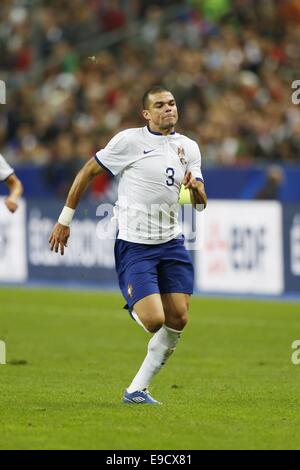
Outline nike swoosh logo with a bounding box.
[143,149,155,154]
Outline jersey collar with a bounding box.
[146,125,176,136]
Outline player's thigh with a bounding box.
[161,293,190,330]
[158,246,194,299]
[134,293,165,333]
[115,239,161,308]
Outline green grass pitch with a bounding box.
[0,287,300,450]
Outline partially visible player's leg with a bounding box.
[126,294,168,400]
[115,240,167,402]
[161,292,190,331]
[133,293,165,333]
[145,293,190,384]
[125,294,189,400]
[114,239,162,333]
[138,240,194,401]
[132,293,189,332]
[117,238,193,403]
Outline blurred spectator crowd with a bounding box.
[1,0,300,194]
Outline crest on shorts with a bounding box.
[178,145,187,165]
[127,283,133,298]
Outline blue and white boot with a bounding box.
[123,389,162,405]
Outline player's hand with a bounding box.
[5,197,18,213]
[182,171,207,209]
[49,223,70,256]
[182,171,197,190]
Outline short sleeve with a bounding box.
[95,131,129,177]
[0,153,14,182]
[186,140,204,182]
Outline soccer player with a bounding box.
[49,86,207,404]
[0,153,23,213]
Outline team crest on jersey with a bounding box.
[177,145,187,165]
[127,283,133,298]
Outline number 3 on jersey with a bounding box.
[166,167,175,186]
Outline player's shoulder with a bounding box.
[0,152,11,166]
[176,132,198,145]
[176,133,200,151]
[106,128,143,151]
[113,127,144,141]
[108,127,144,150]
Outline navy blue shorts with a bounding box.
[114,236,194,310]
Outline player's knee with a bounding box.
[174,311,188,330]
[145,315,164,333]
[166,307,189,331]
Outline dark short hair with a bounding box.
[142,86,172,109]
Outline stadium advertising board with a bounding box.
[27,199,117,284]
[195,201,284,295]
[283,204,300,293]
[0,197,27,282]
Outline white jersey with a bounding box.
[0,153,14,182]
[95,126,204,244]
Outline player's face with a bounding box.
[143,91,178,134]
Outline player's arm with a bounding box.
[49,157,103,255]
[183,171,207,211]
[5,173,23,213]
